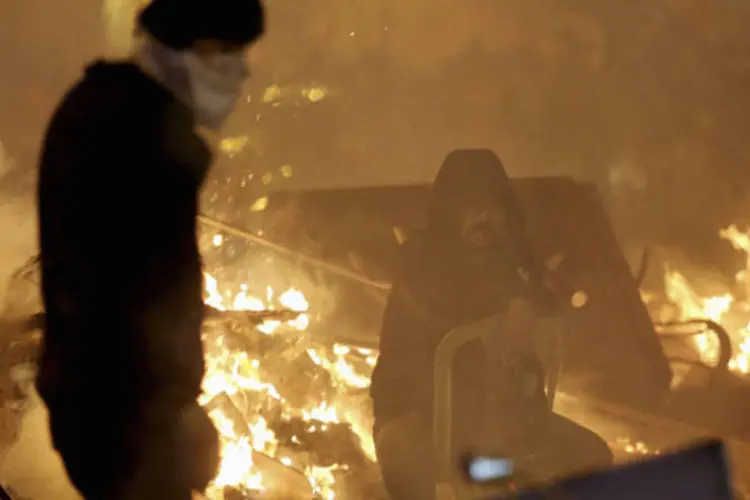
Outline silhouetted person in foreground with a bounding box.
[370,150,613,499]
[36,1,263,498]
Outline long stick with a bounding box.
[198,215,391,291]
[207,307,302,325]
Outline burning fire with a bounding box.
[198,256,377,498]
[195,224,750,496]
[657,225,750,376]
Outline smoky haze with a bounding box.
[1,0,750,497]
[2,0,750,254]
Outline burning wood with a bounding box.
[197,270,381,499]
[0,266,379,499]
[645,224,750,378]
[208,308,304,326]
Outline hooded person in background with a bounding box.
[370,149,613,500]
[36,1,264,498]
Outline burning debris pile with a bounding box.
[198,273,383,500]
[0,247,385,499]
[198,222,750,499]
[646,225,750,381]
[5,223,750,499]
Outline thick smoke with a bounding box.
[0,144,81,500]
[0,144,36,306]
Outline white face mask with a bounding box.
[182,51,249,130]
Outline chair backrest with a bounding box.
[432,313,565,484]
[536,317,566,410]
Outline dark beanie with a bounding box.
[138,0,265,50]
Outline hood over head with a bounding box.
[402,149,557,319]
[426,149,525,240]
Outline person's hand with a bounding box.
[543,253,589,309]
[178,404,220,493]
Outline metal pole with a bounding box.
[198,215,391,291]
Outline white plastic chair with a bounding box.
[432,312,565,497]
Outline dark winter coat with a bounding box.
[36,61,210,425]
[370,150,558,443]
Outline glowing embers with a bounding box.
[199,273,377,499]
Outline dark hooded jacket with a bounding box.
[36,61,210,428]
[370,150,558,441]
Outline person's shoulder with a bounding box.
[395,230,429,265]
[389,232,440,306]
[45,60,208,171]
[51,60,170,132]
